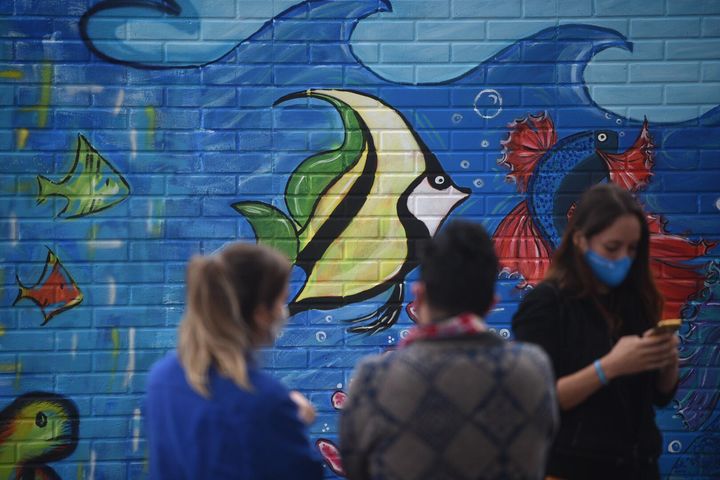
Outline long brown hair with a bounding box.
[178,243,291,397]
[546,184,663,333]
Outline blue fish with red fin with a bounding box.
[494,113,713,320]
[494,112,654,286]
[13,248,83,325]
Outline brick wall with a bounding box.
[1,0,719,478]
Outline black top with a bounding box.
[512,281,677,480]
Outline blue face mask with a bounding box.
[584,250,632,287]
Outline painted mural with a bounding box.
[0,392,79,479]
[37,134,131,220]
[234,89,469,333]
[14,248,84,326]
[1,0,719,478]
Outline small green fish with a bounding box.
[37,134,130,218]
[0,392,79,480]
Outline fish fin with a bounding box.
[346,283,404,334]
[231,201,299,263]
[499,112,557,193]
[13,280,28,306]
[316,439,346,477]
[493,200,553,287]
[40,291,84,326]
[647,214,715,319]
[599,118,654,192]
[37,134,89,208]
[406,300,418,323]
[36,175,63,205]
[276,91,368,228]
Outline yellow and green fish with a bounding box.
[37,134,130,219]
[233,89,469,333]
[0,392,79,480]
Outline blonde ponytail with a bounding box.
[177,244,290,397]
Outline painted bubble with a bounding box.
[668,440,682,453]
[473,89,503,119]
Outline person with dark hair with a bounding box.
[145,243,323,479]
[339,221,558,480]
[512,184,679,480]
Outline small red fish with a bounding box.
[14,248,83,325]
[331,391,347,410]
[316,439,346,477]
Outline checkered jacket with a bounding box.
[339,332,558,480]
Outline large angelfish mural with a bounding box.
[233,89,469,333]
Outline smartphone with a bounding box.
[652,318,682,335]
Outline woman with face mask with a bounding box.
[512,184,679,480]
[145,243,323,479]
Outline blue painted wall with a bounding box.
[1,0,719,478]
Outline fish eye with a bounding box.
[434,175,446,186]
[35,411,48,428]
[597,133,608,142]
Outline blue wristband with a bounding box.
[594,359,609,386]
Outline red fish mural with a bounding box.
[13,248,83,325]
[331,391,348,410]
[647,215,715,319]
[494,112,713,319]
[316,439,346,477]
[315,391,349,477]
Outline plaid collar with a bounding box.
[400,313,487,348]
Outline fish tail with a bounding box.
[492,200,553,287]
[36,175,60,204]
[231,201,300,263]
[648,214,714,319]
[13,277,28,306]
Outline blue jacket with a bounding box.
[145,352,324,479]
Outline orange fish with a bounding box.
[14,248,83,325]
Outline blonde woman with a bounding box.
[145,243,323,479]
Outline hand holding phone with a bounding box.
[652,318,682,336]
